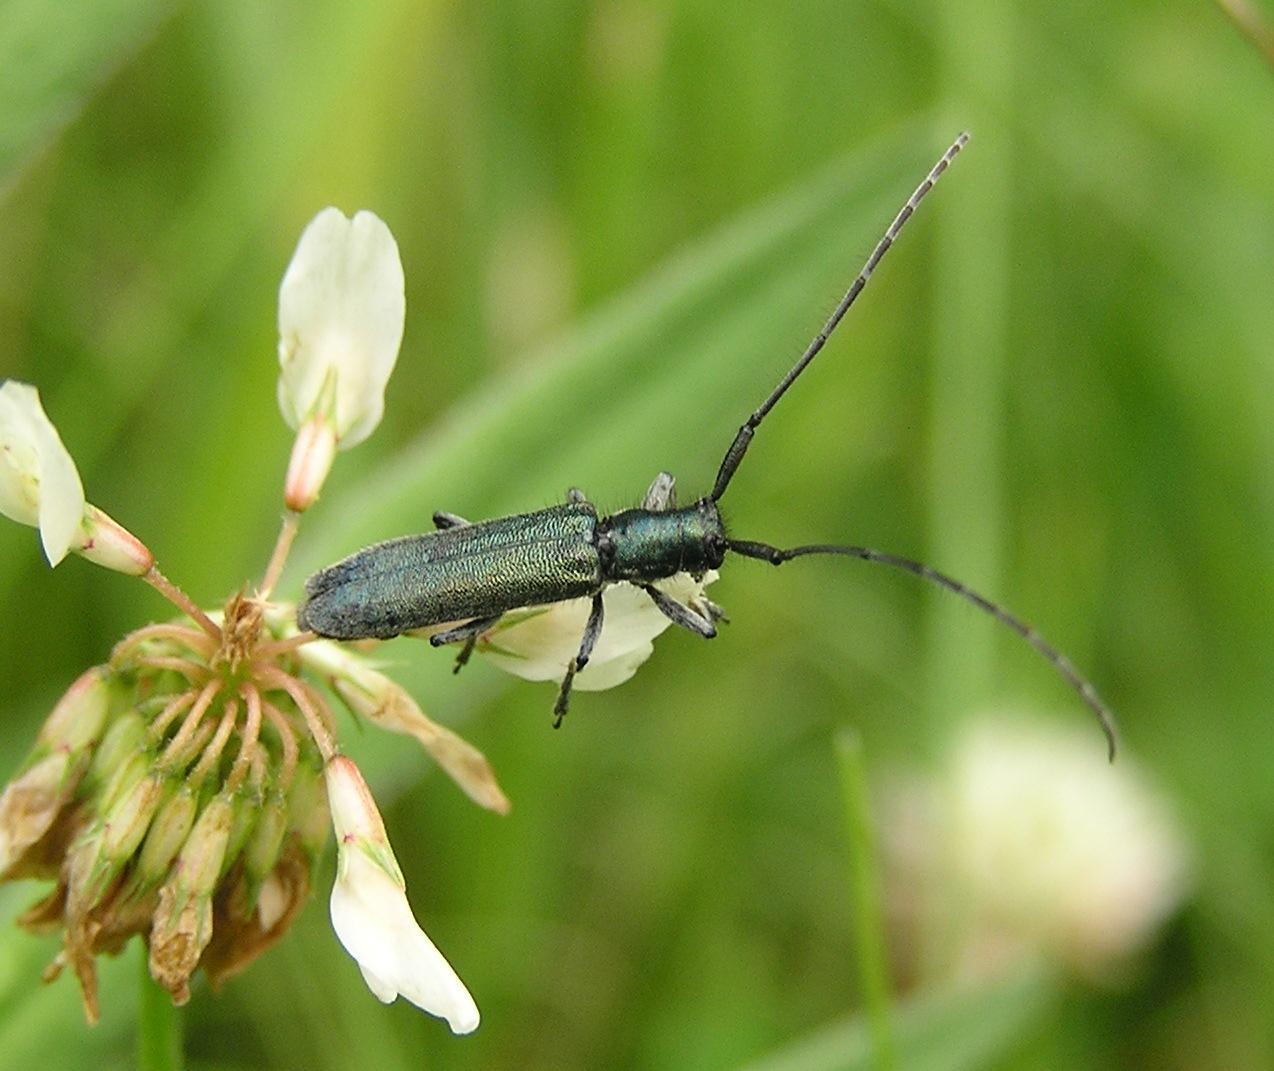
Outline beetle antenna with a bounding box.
[727,538,1118,761]
[710,132,969,504]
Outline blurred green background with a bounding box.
[2,0,1272,1067]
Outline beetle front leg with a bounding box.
[643,584,717,638]
[553,591,605,728]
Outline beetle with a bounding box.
[297,132,1117,758]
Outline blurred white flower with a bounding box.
[277,208,406,510]
[477,571,718,691]
[325,756,480,1035]
[0,381,86,566]
[883,715,1189,983]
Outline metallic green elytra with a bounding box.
[298,133,1118,757]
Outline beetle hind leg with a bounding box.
[429,613,503,674]
[553,592,605,728]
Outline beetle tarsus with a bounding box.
[643,585,717,638]
[433,511,469,530]
[454,634,479,674]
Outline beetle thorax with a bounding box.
[596,498,726,583]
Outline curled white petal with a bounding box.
[277,208,405,449]
[479,572,717,691]
[0,381,86,565]
[325,757,479,1034]
[330,846,480,1033]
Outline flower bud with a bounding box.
[325,756,479,1034]
[135,783,198,886]
[0,380,85,566]
[221,784,262,878]
[149,793,234,1003]
[36,667,112,753]
[101,771,165,863]
[243,794,288,897]
[288,759,330,860]
[76,505,154,576]
[283,415,337,512]
[0,751,83,875]
[86,711,146,796]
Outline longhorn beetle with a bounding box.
[298,132,1118,759]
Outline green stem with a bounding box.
[834,730,898,1071]
[137,942,183,1071]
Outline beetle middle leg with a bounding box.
[643,584,717,638]
[553,591,605,728]
[429,613,503,673]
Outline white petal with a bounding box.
[277,208,405,448]
[0,382,86,565]
[331,845,480,1034]
[480,573,716,691]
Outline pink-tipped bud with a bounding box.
[283,416,338,512]
[77,506,154,576]
[37,668,112,753]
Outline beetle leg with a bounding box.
[641,471,677,511]
[643,584,717,638]
[553,591,605,728]
[433,511,469,530]
[452,633,480,674]
[429,613,504,676]
[695,596,729,624]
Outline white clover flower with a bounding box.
[0,381,86,566]
[277,208,405,511]
[883,714,1190,983]
[0,381,151,574]
[477,571,718,691]
[325,756,479,1035]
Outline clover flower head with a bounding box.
[0,209,502,1031]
